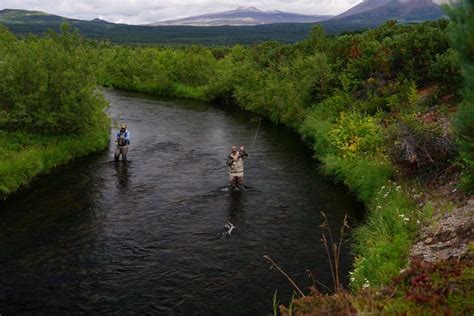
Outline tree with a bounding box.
[449,0,474,193]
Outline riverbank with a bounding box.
[0,25,111,199]
[280,167,473,315]
[0,124,109,199]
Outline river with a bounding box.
[0,89,361,314]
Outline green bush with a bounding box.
[384,21,450,84]
[430,48,462,94]
[0,25,108,134]
[329,111,383,158]
[0,25,110,197]
[300,94,352,157]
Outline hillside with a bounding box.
[322,0,445,33]
[341,0,445,22]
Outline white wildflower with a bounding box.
[399,214,410,222]
[363,279,370,288]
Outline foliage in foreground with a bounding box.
[280,258,474,315]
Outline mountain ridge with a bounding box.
[336,0,393,19]
[148,7,332,26]
[336,0,444,21]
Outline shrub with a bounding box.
[300,94,352,157]
[329,111,383,158]
[0,25,107,134]
[386,114,455,174]
[429,48,462,95]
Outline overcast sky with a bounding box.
[0,0,449,25]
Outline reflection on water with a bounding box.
[227,188,248,228]
[0,89,362,314]
[114,161,130,188]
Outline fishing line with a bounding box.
[249,117,262,153]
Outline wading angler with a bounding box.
[115,123,131,162]
[227,145,248,188]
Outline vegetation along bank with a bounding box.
[0,25,110,198]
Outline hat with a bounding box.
[120,123,127,129]
[231,145,238,151]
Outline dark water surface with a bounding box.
[1,89,361,315]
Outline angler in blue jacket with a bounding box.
[114,123,131,161]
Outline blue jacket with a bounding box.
[116,130,130,146]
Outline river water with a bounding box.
[0,89,361,315]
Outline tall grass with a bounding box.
[350,185,417,289]
[0,124,109,198]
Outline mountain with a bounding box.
[0,9,67,24]
[319,0,446,33]
[148,7,332,26]
[335,0,444,22]
[336,0,392,19]
[0,9,117,27]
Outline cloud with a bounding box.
[0,0,449,24]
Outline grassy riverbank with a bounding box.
[0,126,109,198]
[0,25,110,198]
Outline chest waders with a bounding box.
[115,132,129,162]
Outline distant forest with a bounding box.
[0,9,433,45]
